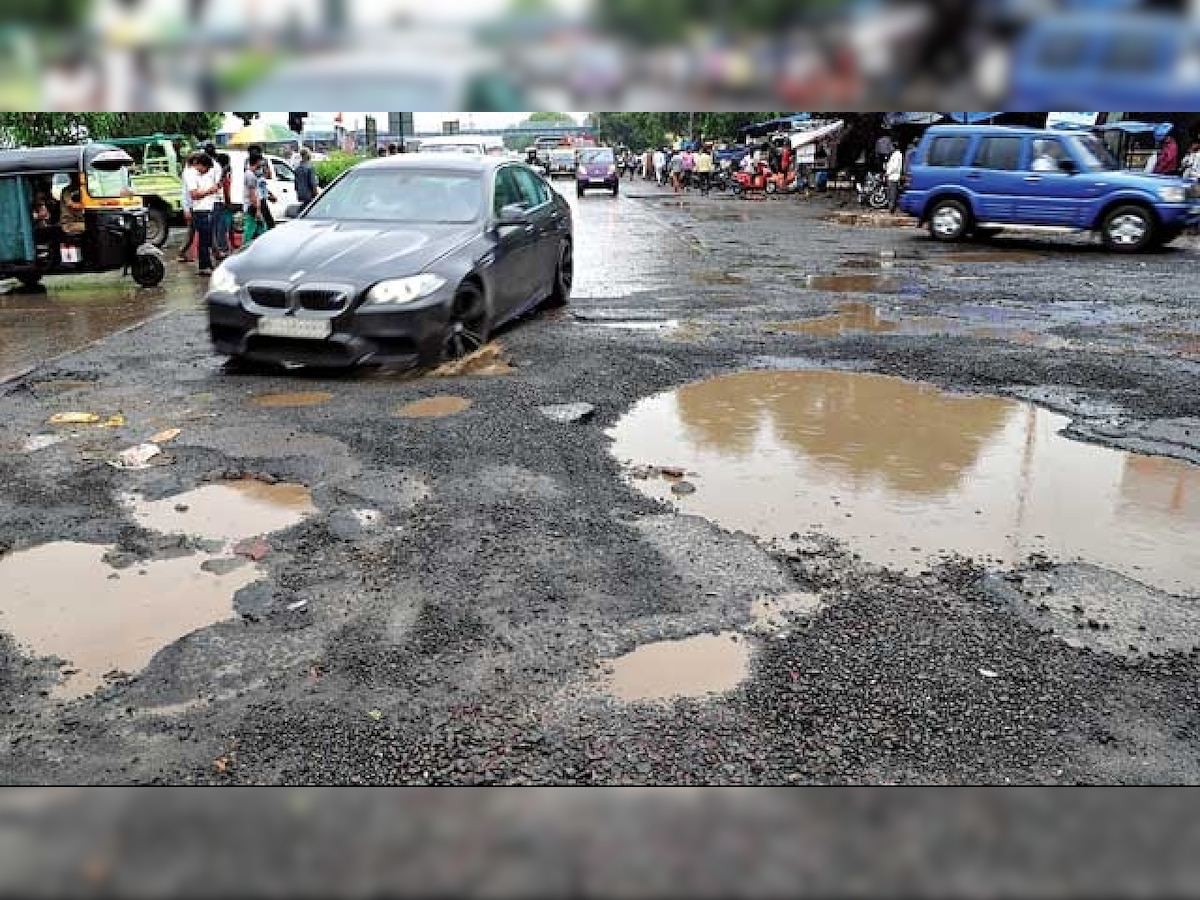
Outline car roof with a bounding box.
[354,154,510,174]
[923,125,1072,137]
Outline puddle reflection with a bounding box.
[610,371,1200,594]
[601,633,750,703]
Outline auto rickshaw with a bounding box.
[0,143,165,290]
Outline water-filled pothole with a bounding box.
[767,302,952,337]
[609,370,1200,595]
[805,274,909,293]
[0,542,258,698]
[247,391,333,408]
[394,396,474,418]
[600,633,751,702]
[126,480,315,543]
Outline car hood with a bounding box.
[227,219,477,284]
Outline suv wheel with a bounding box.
[1102,205,1154,252]
[929,198,969,242]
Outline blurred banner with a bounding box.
[0,1,1197,111]
[1,787,1198,896]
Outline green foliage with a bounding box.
[592,112,791,149]
[313,152,365,186]
[524,112,576,125]
[0,114,225,148]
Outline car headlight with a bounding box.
[365,274,446,306]
[606,165,617,175]
[209,264,239,293]
[1159,186,1187,204]
[578,165,587,175]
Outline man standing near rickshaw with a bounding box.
[182,151,220,276]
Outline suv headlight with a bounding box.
[1159,186,1188,204]
[209,264,239,293]
[365,274,446,306]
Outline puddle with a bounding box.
[581,318,681,331]
[0,541,257,699]
[430,342,513,377]
[767,302,951,337]
[692,271,745,286]
[126,480,316,543]
[247,391,333,408]
[394,396,473,419]
[600,633,751,702]
[609,371,1200,595]
[937,250,1046,264]
[805,274,909,294]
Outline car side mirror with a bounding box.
[284,203,305,218]
[1058,158,1079,174]
[497,203,531,226]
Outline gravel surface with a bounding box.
[2,182,1200,786]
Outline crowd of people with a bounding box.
[177,141,320,276]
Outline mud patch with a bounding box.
[609,370,1200,595]
[247,391,333,409]
[429,342,513,377]
[600,633,751,702]
[692,271,745,286]
[394,396,474,419]
[805,274,910,294]
[126,480,316,543]
[0,541,257,699]
[767,302,951,337]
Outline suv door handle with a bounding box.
[1024,176,1041,182]
[965,172,983,180]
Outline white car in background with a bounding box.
[223,149,301,222]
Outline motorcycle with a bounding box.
[856,171,890,210]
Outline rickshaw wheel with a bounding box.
[132,255,165,288]
[145,208,169,247]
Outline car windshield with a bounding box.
[1071,134,1121,172]
[579,149,613,165]
[86,166,132,198]
[303,169,482,223]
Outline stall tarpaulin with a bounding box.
[789,119,844,149]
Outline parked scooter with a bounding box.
[855,171,890,210]
[765,170,806,195]
[730,161,774,197]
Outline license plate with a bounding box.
[257,317,331,340]
[589,178,606,183]
[1190,205,1200,215]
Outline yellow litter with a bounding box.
[149,428,181,444]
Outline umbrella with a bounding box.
[226,120,300,147]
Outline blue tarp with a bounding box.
[737,114,812,139]
[1050,120,1174,141]
[945,112,1003,124]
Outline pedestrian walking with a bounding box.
[653,148,666,186]
[248,146,276,232]
[1154,132,1181,176]
[669,151,684,193]
[177,159,196,263]
[182,151,219,275]
[875,132,894,170]
[696,145,714,195]
[212,151,233,259]
[241,148,265,246]
[294,148,320,206]
[885,143,905,213]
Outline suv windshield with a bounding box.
[303,169,482,223]
[579,148,613,165]
[1071,134,1120,172]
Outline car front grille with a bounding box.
[296,289,348,312]
[246,283,352,312]
[248,286,288,308]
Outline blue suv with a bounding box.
[900,125,1200,252]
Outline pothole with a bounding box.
[805,274,913,294]
[609,370,1200,595]
[247,391,333,408]
[125,480,316,543]
[599,633,751,703]
[0,541,258,699]
[750,591,825,633]
[767,302,952,337]
[394,396,474,418]
[429,342,513,377]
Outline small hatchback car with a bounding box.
[576,147,619,197]
[900,125,1200,252]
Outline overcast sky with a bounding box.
[225,112,587,134]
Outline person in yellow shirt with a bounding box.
[695,145,715,196]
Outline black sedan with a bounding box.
[206,155,573,368]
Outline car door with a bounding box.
[1015,136,1091,226]
[265,157,298,220]
[510,166,559,299]
[489,165,539,321]
[966,135,1026,224]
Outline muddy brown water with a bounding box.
[601,633,751,702]
[0,542,258,699]
[609,371,1200,595]
[805,274,907,293]
[126,480,316,543]
[247,391,333,409]
[394,396,474,418]
[768,302,952,337]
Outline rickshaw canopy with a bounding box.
[0,144,133,177]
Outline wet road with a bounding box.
[3,173,1200,807]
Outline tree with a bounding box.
[0,113,225,148]
[231,112,259,127]
[524,111,576,125]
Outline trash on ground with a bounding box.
[232,539,271,562]
[149,428,182,444]
[48,412,100,425]
[979,668,1000,678]
[21,434,66,452]
[107,443,162,470]
[538,402,596,424]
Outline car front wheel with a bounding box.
[546,241,573,307]
[928,198,969,242]
[442,283,489,361]
[1102,205,1155,252]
